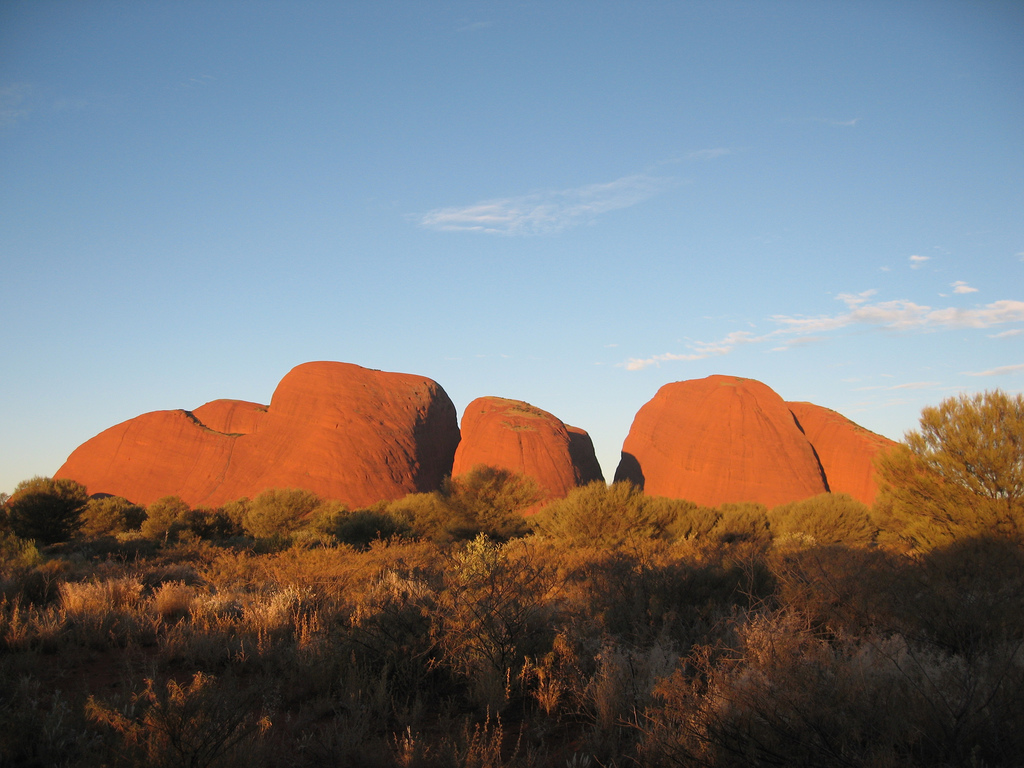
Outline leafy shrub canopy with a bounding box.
[6,476,88,544]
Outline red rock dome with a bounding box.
[614,375,829,508]
[55,362,460,508]
[787,401,896,506]
[453,397,603,500]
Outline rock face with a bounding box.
[614,376,830,508]
[787,401,896,506]
[55,362,461,509]
[452,397,603,499]
[614,375,894,508]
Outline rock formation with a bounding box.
[614,375,895,508]
[787,401,896,506]
[614,375,831,508]
[452,397,603,500]
[55,361,461,509]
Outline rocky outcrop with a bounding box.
[614,375,831,508]
[55,362,460,509]
[566,425,605,486]
[787,401,896,506]
[452,397,603,500]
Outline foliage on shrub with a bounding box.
[875,389,1024,550]
[769,492,874,548]
[5,476,88,544]
[81,495,146,537]
[441,465,540,541]
[141,495,192,541]
[533,481,712,546]
[243,488,322,539]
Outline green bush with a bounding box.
[534,481,705,547]
[769,493,875,548]
[875,389,1024,550]
[441,465,540,541]
[242,488,321,539]
[6,476,88,544]
[141,496,191,541]
[81,495,146,538]
[713,502,771,544]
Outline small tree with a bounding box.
[141,496,192,541]
[81,496,147,537]
[442,465,540,541]
[876,390,1024,548]
[769,493,875,548]
[6,476,88,544]
[242,488,321,539]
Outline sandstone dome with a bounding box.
[453,396,603,500]
[56,361,460,508]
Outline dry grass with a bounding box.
[0,525,1020,767]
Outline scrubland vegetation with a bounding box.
[1,391,1022,767]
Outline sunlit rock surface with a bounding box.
[614,375,831,508]
[787,401,896,506]
[56,361,460,508]
[452,396,603,499]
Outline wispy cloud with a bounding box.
[457,20,493,32]
[685,148,733,161]
[417,174,673,235]
[854,381,941,391]
[909,254,930,269]
[990,329,1023,338]
[820,117,860,127]
[622,293,1024,371]
[0,83,31,127]
[951,280,978,294]
[962,363,1024,377]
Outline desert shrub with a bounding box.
[534,482,708,547]
[141,496,192,541]
[81,495,147,538]
[888,535,1024,658]
[152,581,196,624]
[221,497,251,530]
[639,613,1024,768]
[769,544,898,638]
[180,507,239,540]
[242,488,321,539]
[712,502,771,544]
[329,507,409,549]
[6,476,89,544]
[435,535,559,710]
[441,465,541,542]
[87,672,271,768]
[60,576,146,646]
[0,529,42,571]
[875,390,1024,550]
[768,492,875,548]
[384,491,454,542]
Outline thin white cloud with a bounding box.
[951,280,978,294]
[417,174,673,235]
[909,254,930,268]
[962,363,1024,377]
[0,83,31,127]
[621,293,1024,371]
[990,329,1023,338]
[686,148,733,161]
[853,382,940,392]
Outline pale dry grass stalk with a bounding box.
[151,580,194,623]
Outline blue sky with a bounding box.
[2,1,1022,496]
